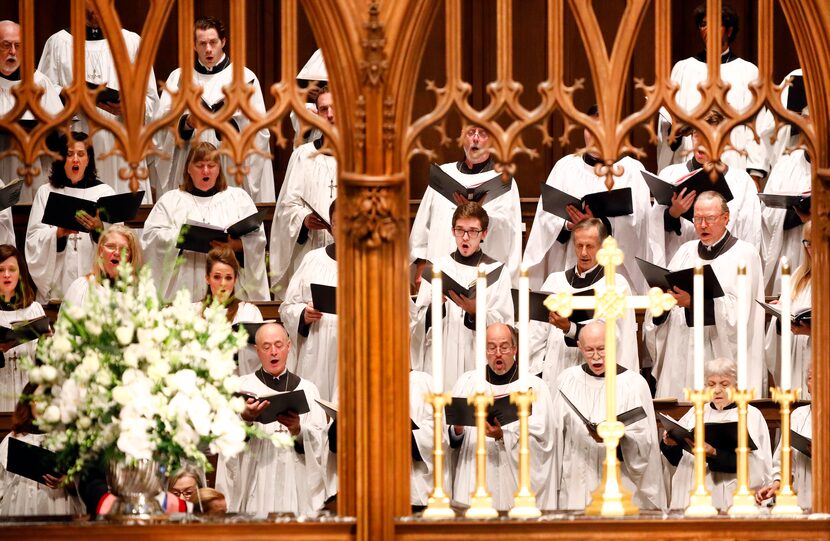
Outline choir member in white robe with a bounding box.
[551,321,666,510]
[763,222,812,398]
[756,366,812,509]
[644,192,765,399]
[656,4,772,180]
[411,202,514,389]
[531,219,638,390]
[409,370,436,509]
[141,141,269,302]
[760,148,811,294]
[0,21,63,203]
[151,17,274,202]
[37,5,156,202]
[523,117,659,292]
[411,126,522,286]
[761,69,804,172]
[0,384,82,515]
[216,323,327,515]
[0,246,45,412]
[448,323,556,511]
[270,88,336,300]
[25,132,115,302]
[291,48,326,147]
[661,358,772,510]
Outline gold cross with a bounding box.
[543,236,676,516]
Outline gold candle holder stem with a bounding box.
[465,391,498,519]
[727,388,760,516]
[770,386,803,515]
[683,388,718,516]
[422,392,455,519]
[508,388,541,518]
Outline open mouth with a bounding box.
[71,165,80,172]
[493,357,505,371]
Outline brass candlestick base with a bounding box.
[770,387,803,515]
[585,420,638,516]
[727,388,760,516]
[683,388,718,517]
[465,391,498,519]
[508,388,541,519]
[422,392,456,520]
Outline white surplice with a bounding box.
[0,302,45,411]
[522,155,660,292]
[770,405,811,510]
[25,181,115,302]
[551,365,666,510]
[763,283,811,400]
[269,140,335,300]
[448,371,556,511]
[37,29,156,201]
[140,187,269,302]
[409,370,436,507]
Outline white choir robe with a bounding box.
[0,302,45,411]
[410,162,523,283]
[140,187,269,302]
[190,300,263,375]
[0,433,83,515]
[522,155,661,292]
[409,370,436,506]
[448,371,556,511]
[657,53,772,176]
[762,69,803,172]
[760,149,811,294]
[37,29,157,202]
[763,283,811,400]
[0,70,63,203]
[551,365,666,510]
[531,268,638,390]
[651,162,762,264]
[770,405,811,510]
[666,403,772,510]
[151,61,275,203]
[279,245,338,401]
[411,253,513,390]
[269,141,335,300]
[215,371,327,515]
[0,178,16,247]
[25,181,115,302]
[644,237,765,399]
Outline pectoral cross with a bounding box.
[328,178,337,199]
[7,351,18,366]
[69,234,81,251]
[544,236,676,517]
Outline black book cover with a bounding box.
[310,283,337,314]
[235,389,310,424]
[635,258,724,299]
[755,301,811,326]
[176,220,228,254]
[42,192,98,232]
[560,391,646,435]
[428,164,507,204]
[640,170,675,206]
[445,394,524,427]
[96,191,145,223]
[785,75,807,114]
[0,179,23,211]
[86,81,120,104]
[424,264,503,299]
[757,192,811,212]
[226,209,267,239]
[541,183,633,220]
[7,437,60,485]
[790,429,812,458]
[657,413,757,453]
[674,168,734,221]
[510,289,551,323]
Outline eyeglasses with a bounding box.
[581,347,605,359]
[465,128,489,139]
[102,243,130,255]
[692,214,723,225]
[802,239,812,249]
[171,488,195,499]
[0,41,20,52]
[486,344,515,354]
[452,227,483,239]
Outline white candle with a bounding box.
[431,262,443,393]
[518,265,529,388]
[736,264,748,390]
[780,258,792,390]
[475,264,487,392]
[693,263,704,390]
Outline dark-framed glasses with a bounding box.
[452,227,482,239]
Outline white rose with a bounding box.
[52,335,72,354]
[152,326,169,343]
[222,375,241,394]
[40,365,58,382]
[147,359,171,381]
[78,416,92,429]
[117,429,153,461]
[43,405,61,424]
[170,369,197,394]
[137,328,154,345]
[187,396,212,436]
[123,346,140,368]
[28,366,42,383]
[112,385,131,406]
[115,325,135,346]
[86,321,102,336]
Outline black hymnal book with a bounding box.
[757,192,811,212]
[86,81,120,104]
[540,183,633,221]
[641,169,733,221]
[0,315,51,345]
[785,74,807,114]
[635,257,725,299]
[177,211,263,254]
[42,191,145,232]
[444,394,525,427]
[559,391,647,439]
[510,289,552,323]
[755,301,811,326]
[310,283,336,314]
[657,413,757,454]
[790,430,812,458]
[423,265,503,299]
[428,163,509,204]
[226,209,267,239]
[299,196,331,230]
[7,437,60,485]
[0,179,23,211]
[235,389,310,424]
[232,320,276,345]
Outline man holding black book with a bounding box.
[551,321,665,510]
[215,322,327,516]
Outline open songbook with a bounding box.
[510,288,595,323]
[635,257,725,299]
[559,391,647,439]
[235,388,310,424]
[790,430,812,458]
[755,301,811,326]
[0,315,51,345]
[299,196,332,230]
[757,192,811,211]
[86,81,120,103]
[640,169,733,221]
[0,179,23,211]
[657,413,758,454]
[540,184,633,220]
[42,191,145,231]
[7,437,60,485]
[444,394,525,427]
[423,264,503,299]
[428,164,510,204]
[177,210,266,254]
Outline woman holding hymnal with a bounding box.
[0,383,82,515]
[141,142,269,302]
[0,245,49,412]
[25,132,116,302]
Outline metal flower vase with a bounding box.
[103,458,166,522]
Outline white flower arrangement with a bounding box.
[27,264,288,480]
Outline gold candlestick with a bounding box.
[770,386,803,515]
[584,418,638,516]
[422,392,456,519]
[683,388,718,516]
[727,388,760,516]
[508,388,541,518]
[465,391,498,518]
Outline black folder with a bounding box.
[96,191,145,224]
[757,192,811,212]
[177,221,228,254]
[423,265,503,299]
[657,413,757,453]
[235,389,310,424]
[0,179,23,211]
[641,169,734,221]
[43,191,145,232]
[540,183,633,220]
[232,320,275,345]
[428,164,509,204]
[635,257,725,299]
[444,394,525,427]
[790,430,812,458]
[560,391,647,438]
[510,289,552,323]
[310,283,337,314]
[7,437,60,485]
[0,315,52,345]
[785,74,807,115]
[86,81,120,104]
[755,301,811,326]
[226,209,267,239]
[299,196,332,230]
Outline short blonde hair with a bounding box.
[705,358,737,383]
